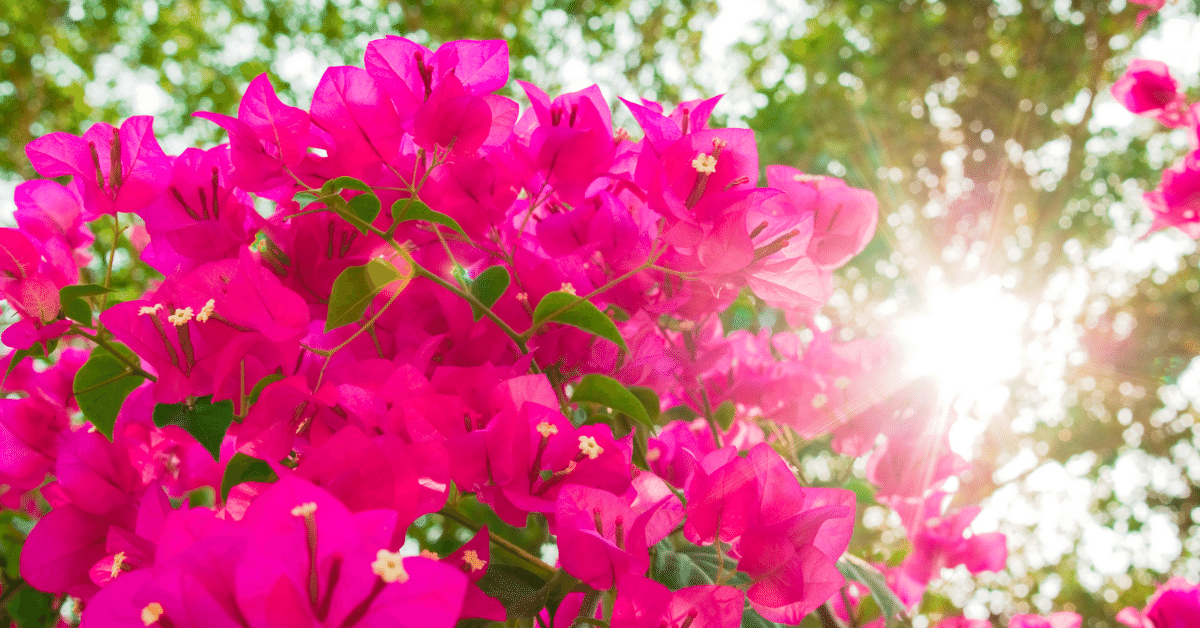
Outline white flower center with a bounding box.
[167,307,194,326]
[371,549,410,584]
[578,435,604,460]
[691,153,717,174]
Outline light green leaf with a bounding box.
[571,374,651,426]
[532,291,628,352]
[325,257,412,332]
[838,554,908,627]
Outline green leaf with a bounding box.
[221,452,279,501]
[838,555,908,627]
[153,395,235,460]
[321,175,373,195]
[741,606,786,628]
[62,297,92,326]
[348,191,381,225]
[325,257,412,332]
[628,386,661,424]
[321,177,380,233]
[294,191,321,209]
[475,564,549,618]
[532,291,628,352]
[73,344,144,439]
[571,374,651,426]
[5,585,56,628]
[714,400,736,431]
[4,343,46,383]
[390,199,469,240]
[651,540,722,590]
[59,283,111,300]
[469,265,510,320]
[249,373,284,403]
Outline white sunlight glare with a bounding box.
[896,277,1030,406]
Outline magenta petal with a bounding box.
[311,66,404,171]
[240,73,311,168]
[21,504,113,598]
[746,546,844,624]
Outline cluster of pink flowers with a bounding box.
[0,35,1029,626]
[1110,58,1200,237]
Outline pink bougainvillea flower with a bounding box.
[1130,0,1167,27]
[935,618,991,628]
[1009,612,1082,628]
[13,180,94,284]
[766,165,877,271]
[442,526,505,622]
[1117,577,1200,628]
[138,145,258,276]
[1144,151,1200,237]
[554,483,679,590]
[1113,59,1190,127]
[25,116,170,219]
[195,73,311,195]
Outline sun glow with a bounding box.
[896,277,1030,406]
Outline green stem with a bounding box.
[412,264,528,354]
[520,247,665,342]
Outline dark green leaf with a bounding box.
[153,395,235,460]
[59,283,111,300]
[469,265,511,320]
[390,199,469,240]
[741,606,786,628]
[838,555,907,627]
[249,373,285,403]
[475,564,549,618]
[62,297,92,326]
[6,585,56,628]
[221,452,279,501]
[628,386,661,424]
[661,405,698,425]
[651,540,722,590]
[532,291,628,352]
[325,257,411,332]
[571,374,651,426]
[4,343,46,383]
[348,191,381,225]
[73,344,144,439]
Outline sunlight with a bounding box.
[895,276,1029,405]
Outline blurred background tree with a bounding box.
[3,0,1200,626]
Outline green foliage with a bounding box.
[532,291,628,352]
[391,198,468,240]
[325,257,410,331]
[571,373,653,427]
[152,395,235,459]
[73,343,145,438]
[220,452,279,501]
[469,265,511,320]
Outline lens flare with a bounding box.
[896,277,1029,408]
